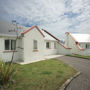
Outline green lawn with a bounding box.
[67,54,90,59]
[5,59,77,90]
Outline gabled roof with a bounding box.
[42,29,60,41]
[65,32,86,50]
[40,30,56,41]
[0,21,60,41]
[0,21,29,37]
[71,33,90,43]
[58,42,71,49]
[66,32,90,43]
[22,27,60,41]
[21,25,45,37]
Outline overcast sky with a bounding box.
[0,0,90,40]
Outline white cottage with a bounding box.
[65,32,90,55]
[1,21,67,63]
[1,21,81,63]
[0,21,29,62]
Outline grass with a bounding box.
[67,54,90,59]
[4,59,77,90]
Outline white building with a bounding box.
[1,21,89,63]
[65,32,90,55]
[21,26,60,63]
[0,21,71,63]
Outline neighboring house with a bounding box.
[0,21,70,63]
[0,21,29,62]
[65,32,90,55]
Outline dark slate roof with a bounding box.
[0,21,29,37]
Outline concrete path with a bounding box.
[19,55,63,65]
[57,56,90,90]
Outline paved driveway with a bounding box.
[57,56,90,90]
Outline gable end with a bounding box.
[21,25,45,37]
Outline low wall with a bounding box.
[78,49,90,56]
[57,43,71,55]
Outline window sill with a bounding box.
[3,50,17,53]
[33,49,38,52]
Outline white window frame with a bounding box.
[54,42,56,49]
[86,43,90,49]
[46,42,50,49]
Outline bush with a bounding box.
[0,60,16,87]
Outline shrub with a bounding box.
[0,60,16,87]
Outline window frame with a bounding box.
[5,40,10,50]
[11,40,16,50]
[46,42,50,49]
[54,42,56,49]
[86,43,90,49]
[33,40,38,50]
[4,39,16,51]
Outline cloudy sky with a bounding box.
[0,0,90,40]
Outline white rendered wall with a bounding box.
[16,38,24,61]
[65,34,79,54]
[79,43,90,49]
[0,37,23,62]
[23,28,45,62]
[44,40,58,56]
[65,34,90,55]
[57,44,71,55]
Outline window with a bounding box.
[5,40,16,50]
[5,40,10,50]
[54,42,56,49]
[46,42,50,48]
[33,40,38,50]
[86,44,89,49]
[11,40,16,50]
[86,44,87,48]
